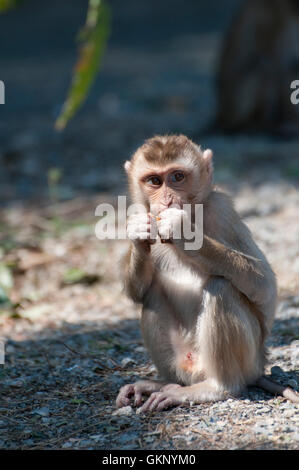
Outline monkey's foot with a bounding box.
[116,380,165,408]
[137,384,185,413]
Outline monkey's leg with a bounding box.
[116,380,166,408]
[139,277,263,413]
[198,277,263,393]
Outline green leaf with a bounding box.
[0,285,11,306]
[55,0,110,130]
[0,263,13,293]
[63,268,87,284]
[70,398,89,405]
[47,167,63,204]
[48,167,62,186]
[0,263,14,312]
[62,268,100,286]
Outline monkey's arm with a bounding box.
[157,201,276,310]
[176,233,276,310]
[123,212,157,303]
[122,244,154,303]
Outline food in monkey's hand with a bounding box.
[155,215,169,243]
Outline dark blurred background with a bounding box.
[0,0,298,205]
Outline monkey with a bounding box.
[116,135,299,412]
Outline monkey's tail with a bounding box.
[255,376,299,403]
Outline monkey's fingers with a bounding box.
[116,384,135,408]
[137,391,181,413]
[154,216,171,244]
[116,383,149,408]
[148,393,174,412]
[137,392,158,413]
[156,397,179,412]
[127,227,156,243]
[133,389,143,407]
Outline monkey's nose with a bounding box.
[157,201,175,214]
[162,200,174,208]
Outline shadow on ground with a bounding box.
[1,313,298,450]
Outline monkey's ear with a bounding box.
[203,149,213,161]
[202,149,213,174]
[124,161,131,173]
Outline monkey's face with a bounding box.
[139,165,194,215]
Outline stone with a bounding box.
[112,405,133,416]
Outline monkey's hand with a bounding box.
[156,208,187,242]
[137,384,187,413]
[127,213,158,248]
[116,380,165,408]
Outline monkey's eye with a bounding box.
[146,176,162,186]
[171,172,185,183]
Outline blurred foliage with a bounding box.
[47,167,63,204]
[0,0,23,12]
[55,0,110,130]
[0,263,13,293]
[0,262,14,313]
[0,0,110,130]
[62,267,100,286]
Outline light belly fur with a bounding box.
[151,245,208,383]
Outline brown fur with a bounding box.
[135,134,199,165]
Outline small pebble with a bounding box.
[32,407,50,417]
[62,442,73,449]
[121,357,134,367]
[271,366,283,375]
[287,379,298,389]
[112,405,133,416]
[283,409,296,418]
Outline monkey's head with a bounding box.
[124,135,213,214]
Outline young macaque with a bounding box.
[116,135,299,412]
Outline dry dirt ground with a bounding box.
[0,177,298,450]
